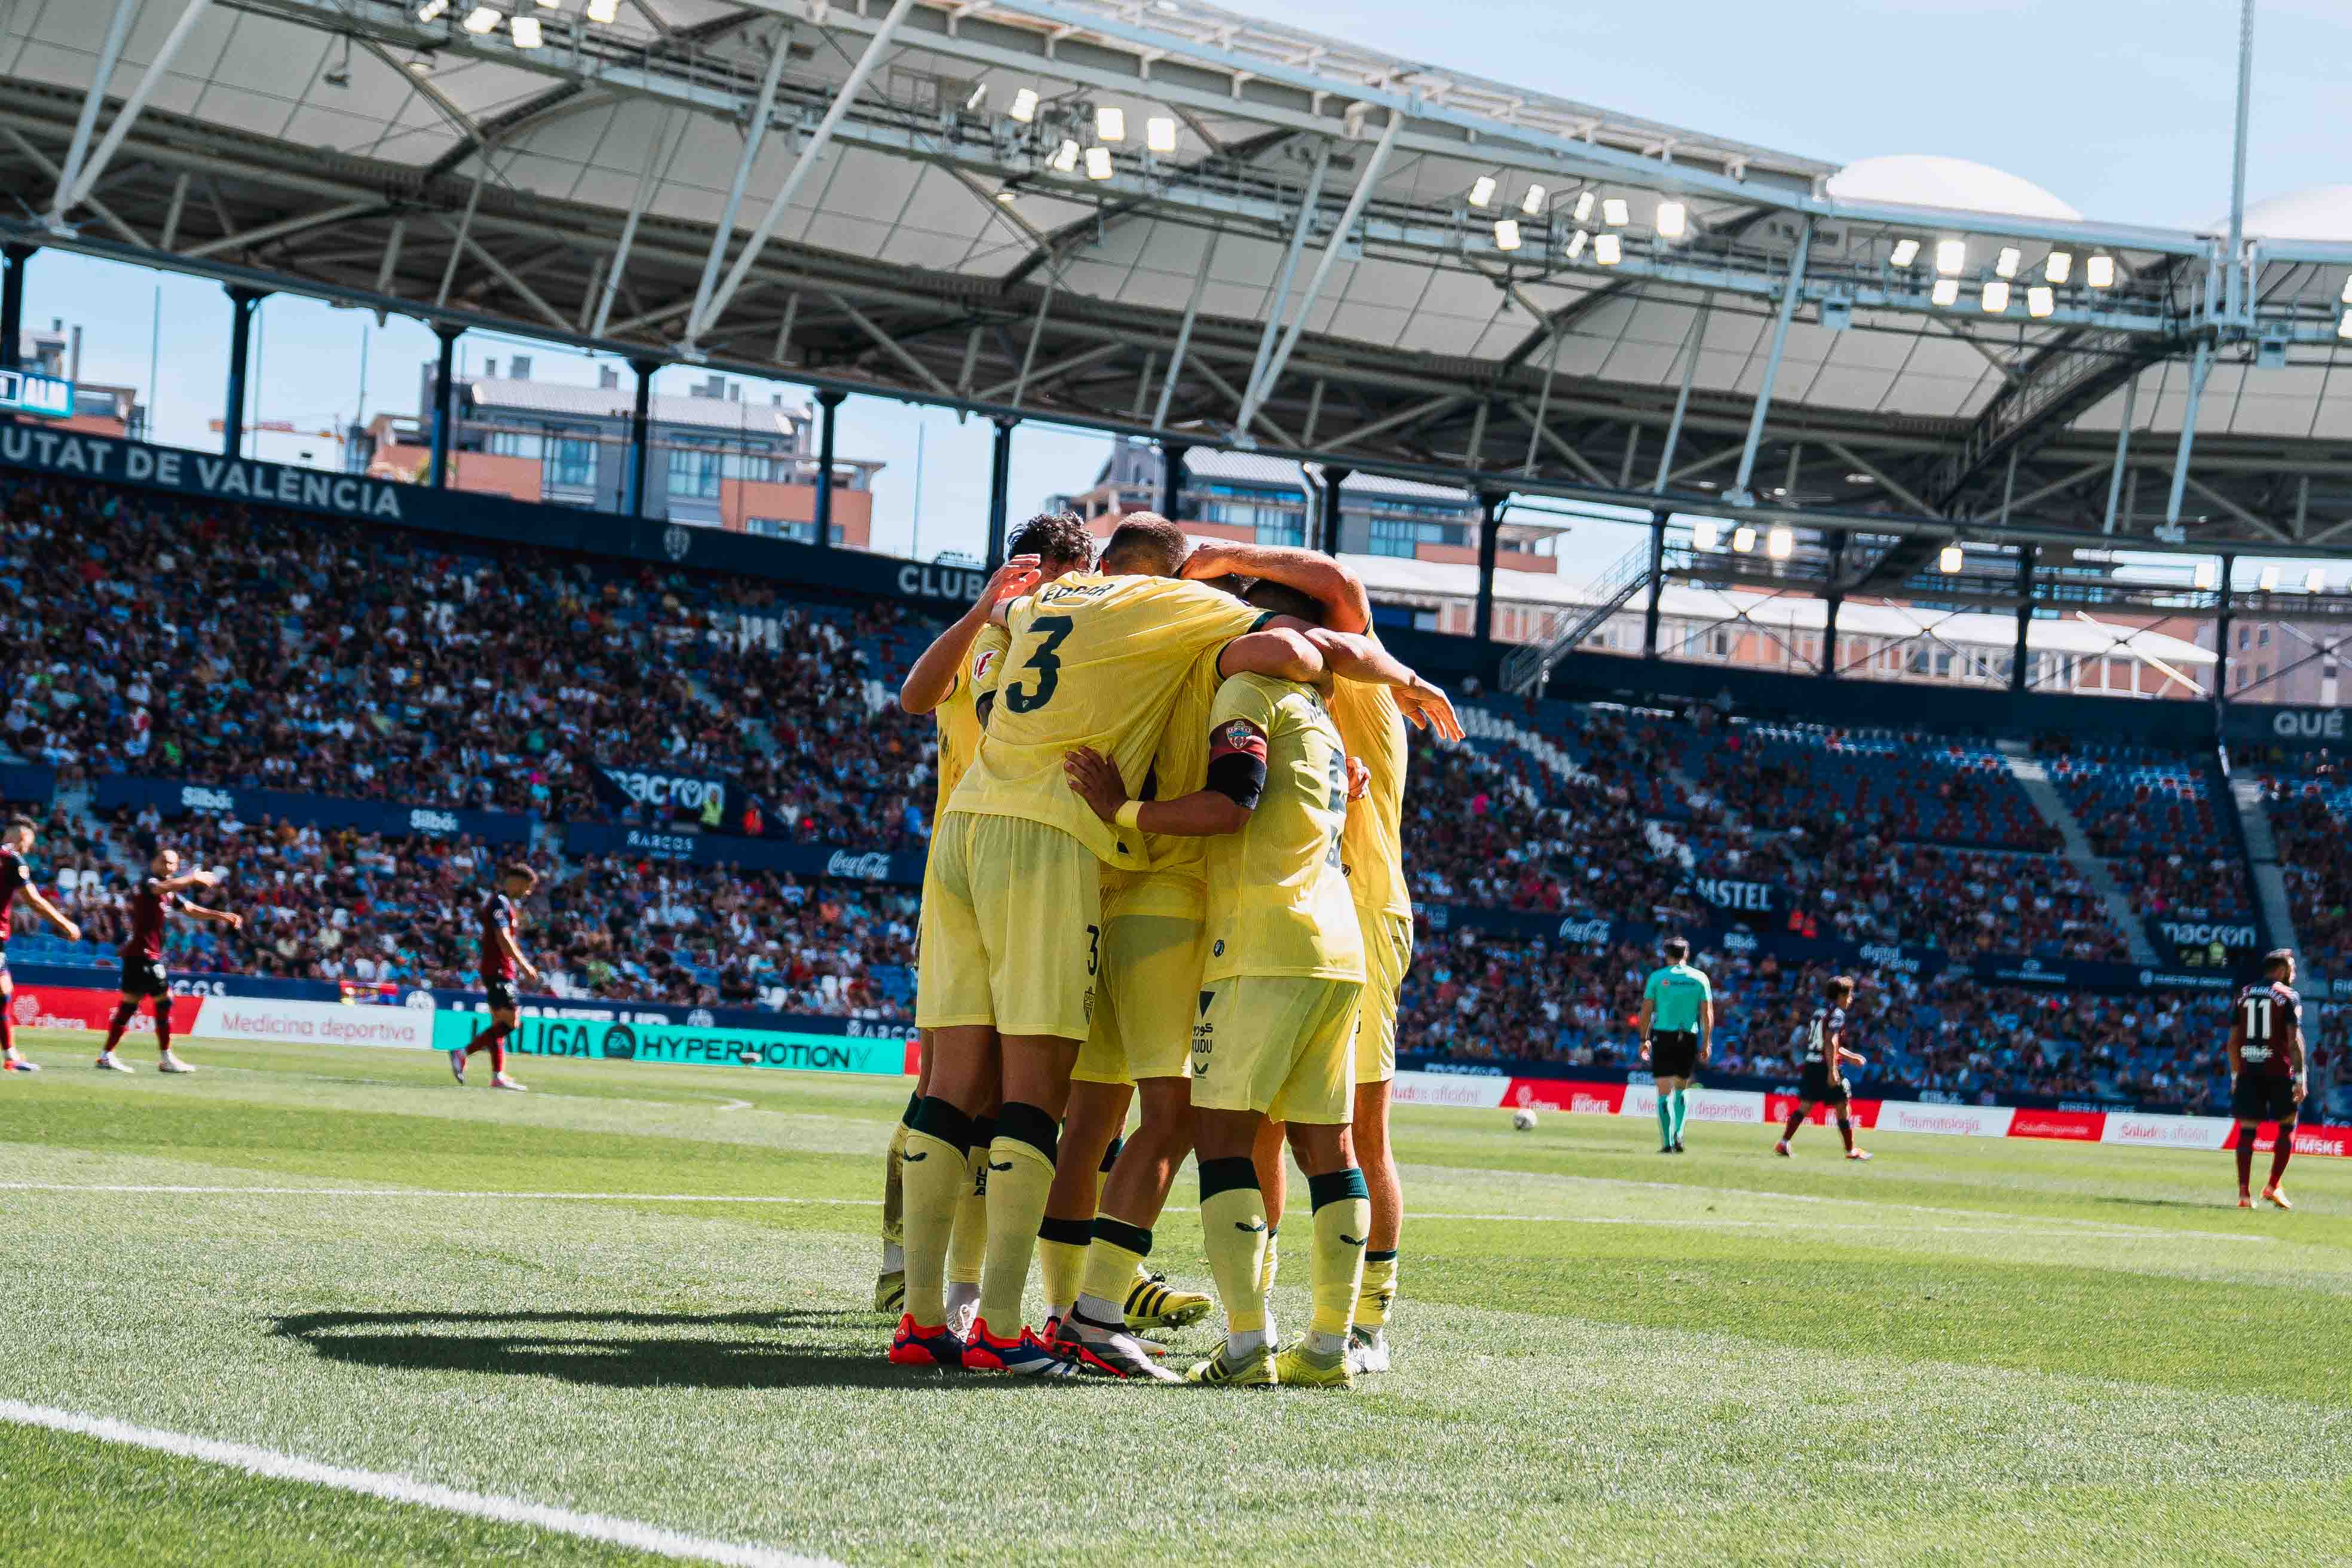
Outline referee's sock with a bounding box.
[1653,1094,1673,1150]
[1670,1088,1690,1145]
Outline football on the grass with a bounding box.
[1511,1107,1538,1132]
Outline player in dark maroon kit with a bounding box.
[449,862,538,1092]
[2227,948,2307,1211]
[0,814,83,1073]
[97,847,241,1074]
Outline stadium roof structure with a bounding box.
[7,0,2352,592]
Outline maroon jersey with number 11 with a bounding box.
[2233,981,2299,1079]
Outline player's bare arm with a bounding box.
[1182,541,1370,634]
[157,869,220,894]
[899,556,1040,715]
[2287,1022,2307,1102]
[1698,998,1714,1066]
[1638,996,1655,1060]
[1346,755,1370,802]
[1300,629,1463,742]
[499,923,540,983]
[1062,743,1254,837]
[23,884,79,944]
[2225,1018,2245,1082]
[183,902,243,933]
[1216,627,1324,685]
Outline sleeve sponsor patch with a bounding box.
[1210,718,1267,760]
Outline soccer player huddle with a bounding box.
[880,511,1456,1386]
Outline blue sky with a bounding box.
[18,0,2348,572]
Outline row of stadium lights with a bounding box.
[1468,177,1679,262]
[414,1,623,45]
[1692,523,2336,593]
[1009,95,1184,178]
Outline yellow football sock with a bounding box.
[1308,1168,1372,1340]
[880,1122,908,1248]
[1036,1232,1089,1312]
[1078,1218,1149,1315]
[977,1109,1058,1330]
[947,1142,990,1287]
[900,1126,970,1330]
[1356,1249,1398,1330]
[1198,1157,1269,1336]
[1257,1227,1280,1296]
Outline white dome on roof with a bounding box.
[1827,155,2081,223]
[2230,185,2352,241]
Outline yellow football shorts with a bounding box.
[1352,908,1414,1085]
[1074,906,1206,1086]
[915,811,1102,1040]
[1189,973,1364,1125]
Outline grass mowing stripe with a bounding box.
[0,1399,840,1568]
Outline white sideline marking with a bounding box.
[0,1398,840,1568]
[716,1098,755,1113]
[0,1184,2270,1242]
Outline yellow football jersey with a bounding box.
[930,622,1010,824]
[1106,646,1225,917]
[1200,673,1366,983]
[1327,647,1411,919]
[948,574,1266,868]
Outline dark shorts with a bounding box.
[484,979,519,1013]
[119,957,169,1000]
[2232,1073,2298,1125]
[1799,1063,1849,1107]
[1650,1030,1699,1079]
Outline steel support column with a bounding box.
[1473,490,1506,682]
[625,357,657,519]
[985,416,1018,568]
[1821,528,1847,678]
[1642,511,1667,660]
[427,321,461,488]
[222,286,267,459]
[2102,375,2138,534]
[1318,466,1351,555]
[1158,440,1187,520]
[0,243,32,372]
[1729,225,1810,505]
[2166,341,2216,528]
[813,390,845,549]
[2010,544,2036,693]
[2214,555,2236,703]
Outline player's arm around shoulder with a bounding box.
[901,556,1039,713]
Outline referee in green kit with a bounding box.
[1640,937,1713,1153]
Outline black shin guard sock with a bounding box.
[909,1096,978,1156]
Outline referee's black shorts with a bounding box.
[1649,1030,1698,1079]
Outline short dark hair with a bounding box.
[2265,947,2295,975]
[4,814,33,834]
[1242,578,1323,626]
[1006,510,1094,572]
[501,860,538,885]
[1099,513,1190,577]
[1826,975,1855,1003]
[1663,936,1690,963]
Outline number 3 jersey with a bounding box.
[2234,980,2301,1078]
[1200,673,1365,985]
[945,572,1267,869]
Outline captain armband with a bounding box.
[1205,718,1270,809]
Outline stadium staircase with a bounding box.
[1457,705,1588,798]
[1995,740,2161,967]
[1500,543,1655,696]
[2229,776,2300,958]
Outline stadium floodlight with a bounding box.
[462,5,500,32]
[2307,568,2329,593]
[2086,254,2116,288]
[1096,105,1125,142]
[1565,229,1589,259]
[965,84,988,112]
[2193,560,2218,590]
[1521,184,1546,216]
[416,0,451,18]
[1051,139,1080,174]
[1888,238,1920,267]
[1994,246,2021,279]
[2259,566,2281,592]
[1573,190,1595,222]
[1692,520,1720,550]
[1655,200,1688,239]
[1731,524,1756,554]
[1602,197,1630,226]
[2027,286,2054,318]
[1493,219,1522,252]
[1980,280,2010,314]
[585,0,618,18]
[1084,145,1112,179]
[2045,250,2073,284]
[509,13,542,46]
[1940,543,1964,573]
[1468,175,1497,209]
[1931,277,1959,307]
[1934,239,1966,275]
[1009,87,1039,122]
[1593,232,1622,265]
[1767,526,1794,560]
[1145,116,1177,153]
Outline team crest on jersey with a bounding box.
[1216,721,1258,752]
[972,647,1000,683]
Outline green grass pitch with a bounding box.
[1,1029,2347,1566]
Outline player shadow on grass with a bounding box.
[269,1309,1004,1392]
